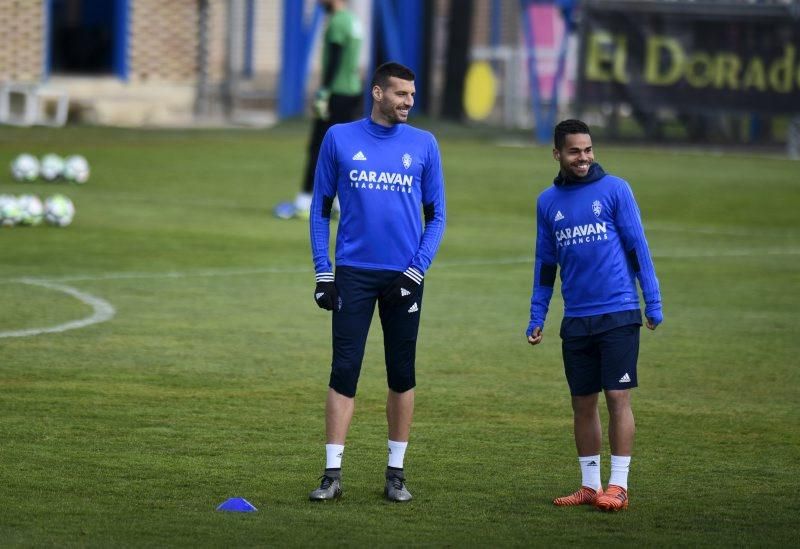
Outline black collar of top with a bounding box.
[553,162,606,186]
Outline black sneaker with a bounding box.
[384,468,412,502]
[309,469,342,501]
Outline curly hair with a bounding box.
[554,119,591,150]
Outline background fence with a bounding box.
[0,0,797,153]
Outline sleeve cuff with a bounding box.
[527,321,543,336]
[404,267,424,285]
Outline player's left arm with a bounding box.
[616,181,662,329]
[383,136,446,305]
[412,136,446,274]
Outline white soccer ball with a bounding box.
[0,194,23,226]
[17,194,44,226]
[44,194,75,227]
[40,154,65,181]
[11,153,40,182]
[63,155,90,183]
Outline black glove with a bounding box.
[381,267,423,307]
[314,273,337,311]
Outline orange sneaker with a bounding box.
[553,486,602,506]
[595,484,629,511]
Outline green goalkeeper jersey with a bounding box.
[322,9,362,97]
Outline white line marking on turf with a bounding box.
[646,222,800,238]
[2,246,797,339]
[656,248,800,258]
[13,265,314,283]
[6,247,798,286]
[0,279,116,339]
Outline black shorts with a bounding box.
[561,323,640,396]
[329,266,423,397]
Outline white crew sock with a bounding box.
[578,455,602,491]
[294,192,312,211]
[608,455,631,490]
[387,440,408,469]
[325,443,344,470]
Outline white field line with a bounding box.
[2,246,797,339]
[6,247,798,285]
[645,222,799,238]
[13,265,314,283]
[655,248,800,258]
[0,279,116,339]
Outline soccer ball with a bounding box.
[63,155,90,183]
[11,153,40,182]
[0,194,23,226]
[44,194,75,227]
[17,194,44,226]
[40,154,65,181]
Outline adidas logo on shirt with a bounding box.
[554,210,565,222]
[352,151,367,161]
[401,288,411,297]
[619,373,631,383]
[408,302,419,313]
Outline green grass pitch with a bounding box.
[1,124,798,546]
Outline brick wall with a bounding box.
[206,0,227,83]
[0,0,44,82]
[0,0,319,86]
[129,0,200,83]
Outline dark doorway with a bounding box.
[49,0,128,78]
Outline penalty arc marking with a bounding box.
[0,278,116,339]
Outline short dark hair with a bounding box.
[371,62,415,89]
[554,119,591,150]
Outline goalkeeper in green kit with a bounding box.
[274,0,363,220]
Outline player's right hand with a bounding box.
[313,89,330,121]
[527,326,543,345]
[314,273,337,311]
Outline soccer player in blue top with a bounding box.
[308,62,446,502]
[526,119,662,512]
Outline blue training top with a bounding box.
[310,117,446,278]
[528,163,660,333]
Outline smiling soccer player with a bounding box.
[526,119,662,512]
[308,62,446,502]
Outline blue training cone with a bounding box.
[216,497,258,512]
